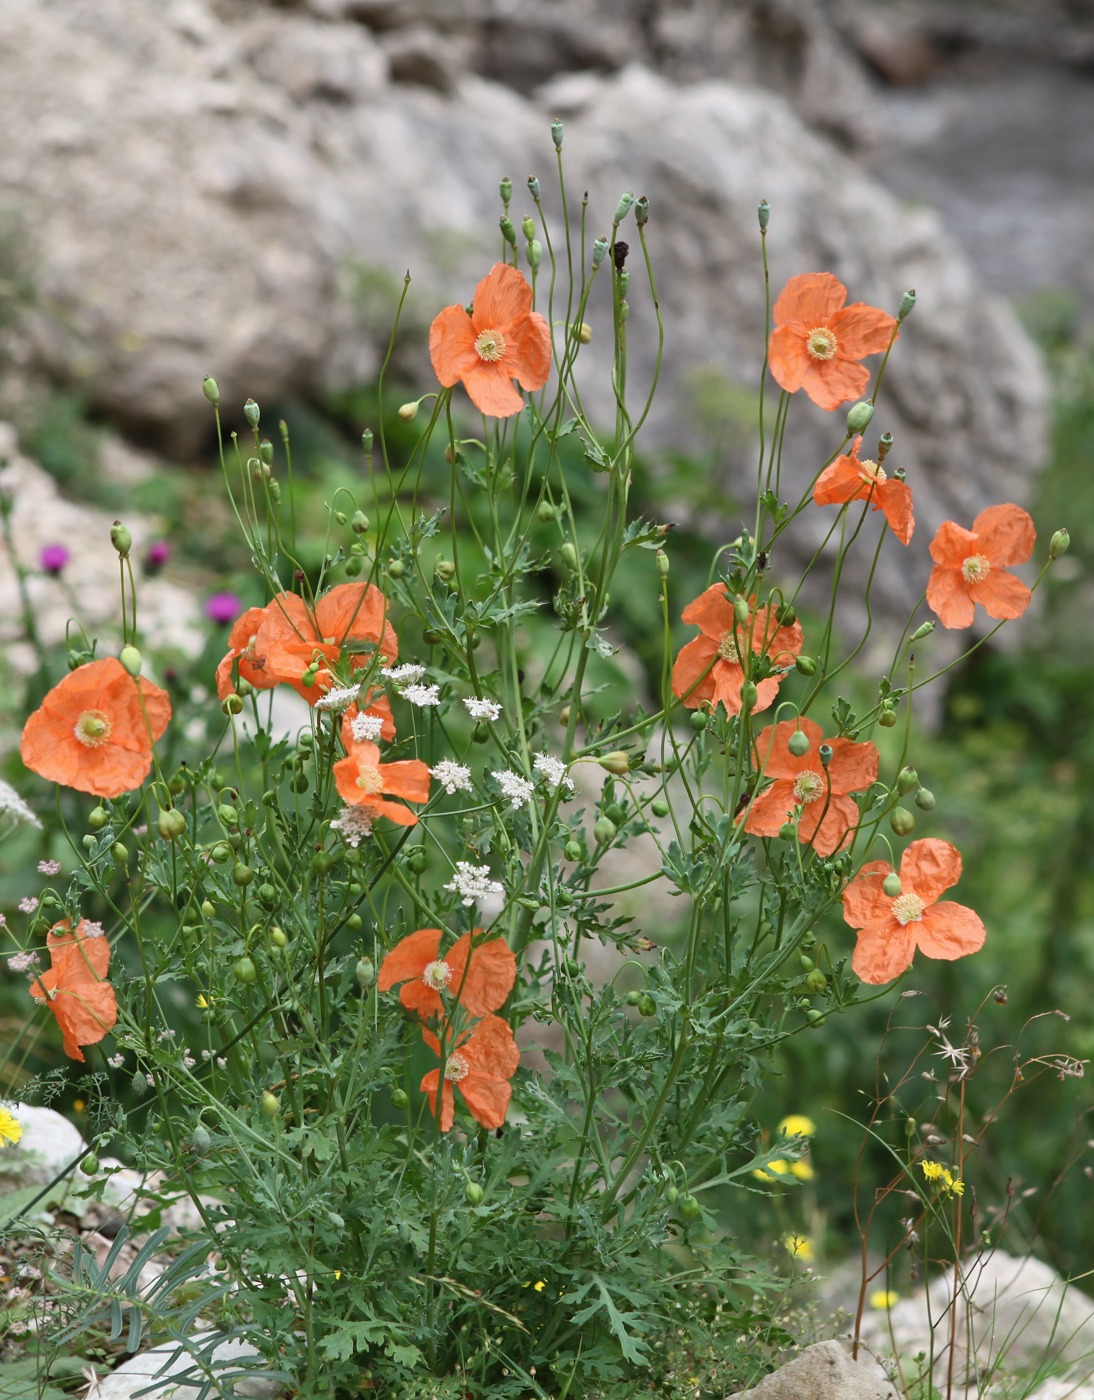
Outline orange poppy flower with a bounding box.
[332,739,430,825]
[768,273,897,412]
[813,436,914,545]
[420,1014,520,1132]
[672,587,803,716]
[843,838,986,985]
[429,263,552,418]
[926,504,1034,630]
[29,920,117,1062]
[745,719,879,856]
[215,584,398,704]
[378,928,516,1022]
[21,657,171,799]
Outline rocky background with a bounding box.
[0,0,1089,651]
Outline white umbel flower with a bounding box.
[431,760,473,795]
[463,697,502,722]
[444,862,504,907]
[491,770,535,809]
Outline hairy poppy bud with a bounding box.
[740,681,759,710]
[613,191,635,224]
[896,766,918,795]
[689,710,709,731]
[499,176,512,205]
[525,238,542,271]
[499,216,517,248]
[435,559,456,583]
[635,194,650,226]
[779,822,797,841]
[110,521,132,558]
[594,815,617,844]
[592,237,609,268]
[351,510,370,535]
[260,1091,279,1117]
[890,807,916,837]
[846,400,875,434]
[243,399,260,429]
[805,969,827,994]
[550,119,564,149]
[757,198,770,232]
[398,401,418,422]
[877,703,898,728]
[88,805,109,831]
[914,787,936,811]
[355,956,375,990]
[117,645,143,678]
[637,992,657,1018]
[157,808,187,842]
[80,1153,99,1176]
[406,846,428,875]
[564,840,582,861]
[788,729,810,758]
[361,428,373,455]
[232,863,254,887]
[235,956,257,984]
[465,1181,484,1205]
[560,542,579,571]
[898,289,917,321]
[795,655,817,676]
[680,1194,700,1219]
[598,751,630,776]
[651,797,670,818]
[1049,528,1070,560]
[202,375,220,406]
[387,559,406,579]
[882,873,903,897]
[733,596,750,625]
[527,175,540,200]
[576,321,593,344]
[391,1087,410,1109]
[222,692,243,716]
[656,549,669,577]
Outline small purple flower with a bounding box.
[145,540,171,574]
[205,591,243,625]
[39,543,71,576]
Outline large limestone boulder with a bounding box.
[731,1339,898,1399]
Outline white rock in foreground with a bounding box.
[730,1339,898,1399]
[86,1333,284,1400]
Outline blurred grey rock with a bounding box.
[89,1333,284,1399]
[731,1339,898,1399]
[0,1104,85,1190]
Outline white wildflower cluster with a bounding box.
[464,696,502,722]
[533,752,575,793]
[0,780,42,829]
[444,862,504,907]
[18,897,38,914]
[350,712,385,743]
[81,921,105,939]
[492,770,535,809]
[6,951,40,974]
[402,683,441,708]
[431,760,473,795]
[37,859,62,876]
[314,684,361,714]
[382,664,426,685]
[330,804,375,847]
[107,1053,126,1070]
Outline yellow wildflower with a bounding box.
[869,1289,900,1310]
[779,1114,816,1138]
[790,1160,815,1181]
[753,1158,791,1182]
[0,1107,23,1148]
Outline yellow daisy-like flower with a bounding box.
[0,1106,23,1148]
[920,1160,944,1181]
[920,1160,965,1196]
[790,1160,815,1181]
[779,1114,817,1138]
[783,1233,814,1261]
[869,1289,900,1310]
[752,1158,791,1182]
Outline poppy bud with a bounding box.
[398,401,418,422]
[689,710,709,731]
[235,956,257,983]
[525,239,542,271]
[1049,528,1070,560]
[777,604,797,625]
[202,375,220,406]
[435,559,456,583]
[594,815,617,844]
[499,176,512,205]
[733,596,750,625]
[222,693,243,716]
[878,432,894,463]
[351,510,370,535]
[387,559,406,579]
[88,805,109,831]
[361,429,373,455]
[877,703,898,728]
[799,955,814,971]
[560,542,579,571]
[788,729,810,758]
[406,846,428,874]
[795,656,817,676]
[740,681,759,710]
[598,751,630,776]
[882,873,903,897]
[157,808,187,842]
[564,840,582,861]
[898,289,917,321]
[651,798,670,818]
[896,766,918,795]
[655,549,669,577]
[914,787,936,811]
[635,194,650,226]
[890,807,916,836]
[499,216,517,248]
[301,664,319,687]
[576,321,593,344]
[665,1183,679,1203]
[805,969,827,994]
[757,198,770,232]
[110,521,132,558]
[910,620,934,642]
[313,851,334,875]
[818,743,833,768]
[112,842,129,864]
[260,1091,279,1117]
[243,399,260,429]
[613,192,635,224]
[551,118,564,150]
[355,956,375,989]
[846,401,874,434]
[637,992,657,1018]
[82,833,96,851]
[592,237,609,268]
[344,556,362,577]
[806,1008,826,1026]
[391,1087,410,1109]
[201,900,215,918]
[779,822,797,841]
[465,1181,484,1205]
[680,1194,700,1219]
[527,175,540,200]
[232,862,254,887]
[80,1153,99,1176]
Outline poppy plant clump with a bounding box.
[429,263,552,418]
[28,920,117,1062]
[672,587,803,715]
[768,272,897,411]
[744,719,880,857]
[813,435,915,545]
[842,838,986,985]
[20,657,171,799]
[926,503,1035,629]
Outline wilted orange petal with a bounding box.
[973,504,1035,567]
[915,901,986,961]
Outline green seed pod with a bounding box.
[235,956,257,983]
[259,439,274,465]
[877,703,898,728]
[890,807,916,837]
[898,288,917,321]
[757,199,770,232]
[112,842,129,864]
[465,1181,485,1206]
[406,846,428,875]
[805,969,828,994]
[806,1008,826,1026]
[637,992,656,1018]
[896,766,919,795]
[788,729,810,758]
[499,215,517,248]
[391,1087,410,1109]
[551,118,564,150]
[680,1195,700,1219]
[355,956,375,990]
[624,989,643,1007]
[203,375,220,406]
[882,873,903,897]
[80,1154,99,1176]
[260,1091,279,1118]
[594,815,617,844]
[564,840,583,861]
[387,559,406,579]
[635,194,650,226]
[527,175,541,200]
[651,798,670,818]
[258,883,278,906]
[910,620,935,642]
[1049,528,1070,560]
[499,176,512,205]
[232,862,254,887]
[740,681,759,710]
[689,709,709,732]
[613,191,635,223]
[795,655,817,676]
[119,644,142,677]
[846,400,875,434]
[222,693,243,716]
[537,500,557,522]
[666,1184,679,1203]
[110,521,132,557]
[200,900,215,918]
[655,549,669,577]
[157,808,187,842]
[345,913,363,932]
[521,215,535,241]
[88,806,109,831]
[914,787,936,811]
[592,236,609,268]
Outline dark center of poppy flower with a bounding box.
[961,553,990,584]
[891,892,925,925]
[474,328,507,363]
[73,710,113,749]
[422,959,452,992]
[717,633,741,663]
[356,764,384,795]
[805,326,837,361]
[793,771,823,804]
[444,1051,470,1083]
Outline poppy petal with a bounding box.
[429,305,479,388]
[974,570,1031,622]
[842,861,894,929]
[852,921,916,985]
[972,504,1035,567]
[901,838,962,905]
[461,363,526,417]
[926,567,977,630]
[472,263,533,329]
